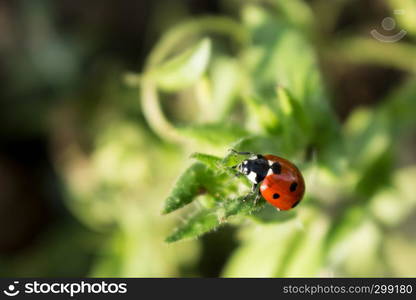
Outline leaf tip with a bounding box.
[161,203,174,215]
[165,234,179,243]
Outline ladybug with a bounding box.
[231,150,305,210]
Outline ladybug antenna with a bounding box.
[228,149,254,156]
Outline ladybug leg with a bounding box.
[254,193,261,205]
[252,183,261,205]
[233,172,242,179]
[231,164,242,178]
[242,183,260,203]
[242,183,257,202]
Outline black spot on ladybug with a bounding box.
[290,182,298,192]
[273,193,280,199]
[271,162,281,174]
[291,200,300,208]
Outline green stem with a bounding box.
[139,17,249,143]
[327,37,416,73]
[140,76,183,143]
[147,16,249,68]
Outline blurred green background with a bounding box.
[0,0,415,277]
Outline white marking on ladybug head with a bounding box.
[243,160,248,165]
[266,168,273,176]
[268,160,274,166]
[247,171,257,183]
[237,162,249,175]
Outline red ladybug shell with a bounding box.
[259,155,305,210]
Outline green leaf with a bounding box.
[329,219,384,276]
[244,94,281,134]
[275,86,313,152]
[355,149,393,198]
[222,208,316,277]
[150,38,211,92]
[370,166,416,227]
[324,207,365,254]
[250,205,297,224]
[223,223,300,277]
[209,56,241,120]
[329,37,416,72]
[274,0,314,33]
[162,163,214,214]
[242,6,341,167]
[190,152,222,170]
[276,86,312,134]
[343,106,394,198]
[178,123,249,146]
[221,135,297,167]
[165,210,220,243]
[280,216,329,276]
[166,195,265,243]
[384,78,416,132]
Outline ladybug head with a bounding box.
[236,159,250,176]
[234,155,269,184]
